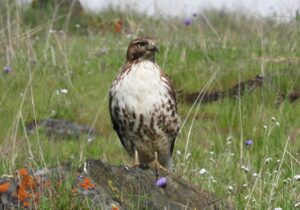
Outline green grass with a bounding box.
[1,2,300,209]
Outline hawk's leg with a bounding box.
[150,151,168,180]
[132,148,141,167]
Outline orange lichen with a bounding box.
[79,177,95,190]
[20,173,37,190]
[2,168,96,209]
[0,182,11,193]
[14,168,42,208]
[23,201,30,207]
[17,186,30,201]
[18,168,29,176]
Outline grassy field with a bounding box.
[1,1,300,209]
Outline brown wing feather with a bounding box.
[108,92,126,148]
[160,72,179,155]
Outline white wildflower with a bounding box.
[199,168,207,175]
[176,150,181,156]
[241,165,249,172]
[263,125,268,129]
[209,176,217,183]
[293,175,300,181]
[60,89,68,94]
[49,29,56,34]
[265,157,272,163]
[185,153,191,160]
[253,172,258,177]
[228,185,234,191]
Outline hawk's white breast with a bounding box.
[112,60,170,116]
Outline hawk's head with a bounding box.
[126,37,158,63]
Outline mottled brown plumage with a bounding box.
[109,37,179,170]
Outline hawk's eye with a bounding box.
[137,42,146,48]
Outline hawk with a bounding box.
[109,37,180,171]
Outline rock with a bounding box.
[181,74,264,104]
[25,119,98,139]
[0,160,233,209]
[81,159,231,209]
[277,90,300,106]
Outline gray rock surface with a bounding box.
[0,160,232,210]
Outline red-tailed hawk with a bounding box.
[109,37,179,171]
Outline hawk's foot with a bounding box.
[149,152,169,180]
[131,162,141,168]
[149,160,168,172]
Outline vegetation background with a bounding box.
[0,0,300,209]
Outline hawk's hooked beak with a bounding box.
[147,44,158,53]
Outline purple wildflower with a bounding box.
[155,177,167,188]
[184,19,193,26]
[245,140,253,146]
[3,66,11,74]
